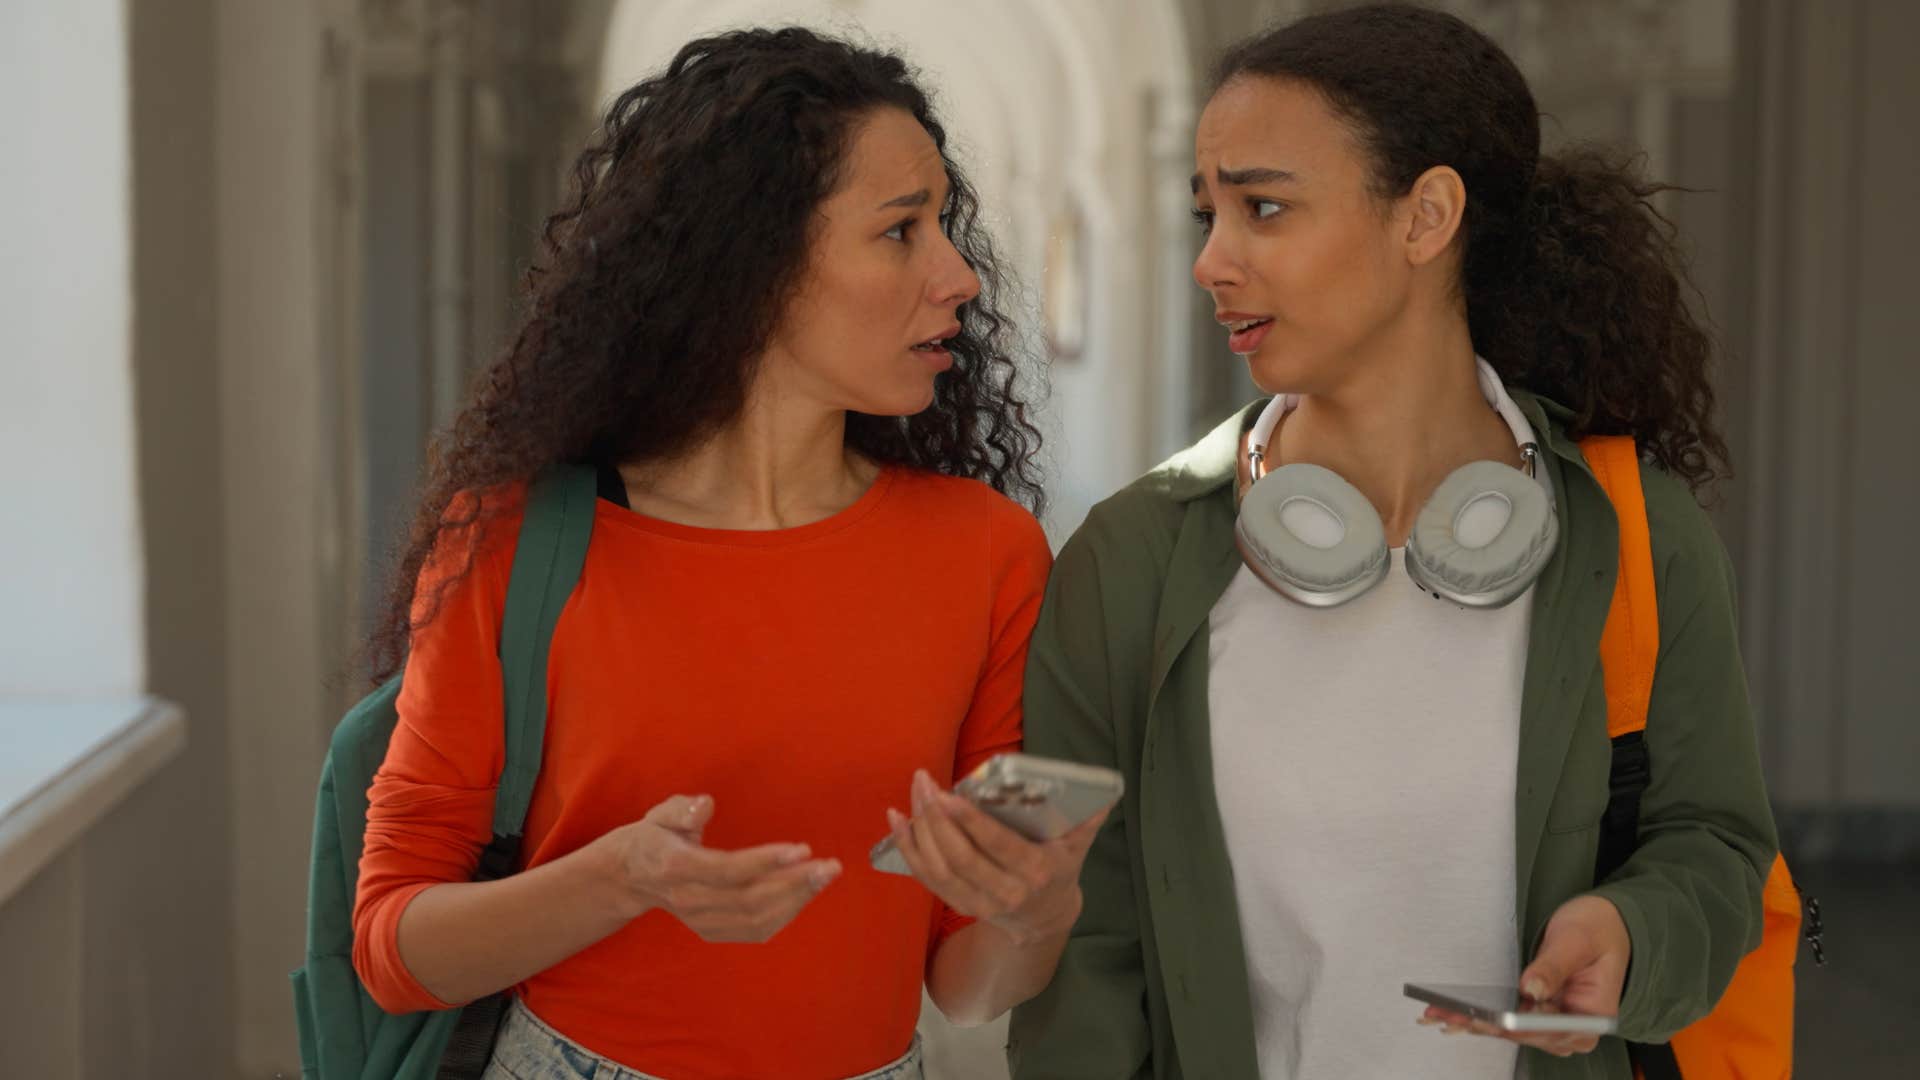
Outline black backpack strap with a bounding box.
[1629,1042,1684,1080]
[1595,731,1650,882]
[477,464,596,880]
[1598,731,1684,1078]
[437,994,512,1080]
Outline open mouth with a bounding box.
[911,322,962,356]
[1225,316,1275,354]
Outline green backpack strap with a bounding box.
[292,463,598,1080]
[427,464,599,1078]
[477,463,596,879]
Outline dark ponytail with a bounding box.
[1214,3,1729,492]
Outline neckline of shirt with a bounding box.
[594,465,900,548]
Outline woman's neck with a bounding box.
[615,376,880,531]
[1276,314,1521,546]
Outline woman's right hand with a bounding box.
[594,794,841,943]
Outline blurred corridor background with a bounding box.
[2,0,1915,1075]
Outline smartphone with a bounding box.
[1403,983,1619,1035]
[869,753,1124,876]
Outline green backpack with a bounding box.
[291,465,596,1080]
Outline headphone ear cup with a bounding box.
[1404,460,1559,607]
[1235,463,1390,607]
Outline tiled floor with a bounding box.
[916,861,1920,1078]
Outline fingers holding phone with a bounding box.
[883,760,1116,945]
[1409,984,1614,1058]
[1508,894,1630,1056]
[1407,895,1630,1059]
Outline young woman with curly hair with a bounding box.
[1010,6,1776,1079]
[351,28,1099,1080]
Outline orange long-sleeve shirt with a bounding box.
[352,467,1051,1079]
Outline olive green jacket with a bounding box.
[1008,394,1777,1079]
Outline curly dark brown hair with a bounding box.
[1214,3,1730,493]
[367,27,1044,682]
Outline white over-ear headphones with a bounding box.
[1234,361,1559,609]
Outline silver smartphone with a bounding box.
[869,753,1125,875]
[1404,983,1620,1035]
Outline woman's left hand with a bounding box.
[1420,894,1632,1058]
[889,768,1106,946]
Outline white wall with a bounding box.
[0,4,234,1077]
[0,0,143,695]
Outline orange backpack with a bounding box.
[1582,436,1817,1080]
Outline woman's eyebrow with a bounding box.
[1190,166,1298,193]
[876,188,931,211]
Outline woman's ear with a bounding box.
[1403,165,1466,267]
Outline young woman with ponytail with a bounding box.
[1009,6,1776,1079]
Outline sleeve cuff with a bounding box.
[934,903,976,949]
[356,881,458,1014]
[1586,883,1662,1041]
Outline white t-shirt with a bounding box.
[1208,372,1542,1079]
